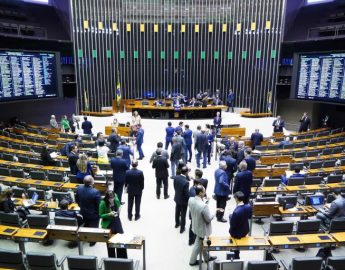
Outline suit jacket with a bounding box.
[229,204,252,239]
[110,157,129,183]
[227,93,234,103]
[227,141,238,152]
[166,126,175,141]
[175,126,183,134]
[152,156,169,179]
[173,175,190,205]
[81,120,93,135]
[136,128,144,145]
[108,133,120,152]
[189,196,215,237]
[195,133,208,153]
[281,172,304,185]
[244,156,256,172]
[213,116,222,127]
[272,119,285,132]
[329,197,345,219]
[212,99,223,106]
[125,168,144,195]
[299,117,311,132]
[214,168,230,197]
[170,142,183,162]
[75,184,101,220]
[68,152,79,175]
[182,129,193,146]
[150,148,169,163]
[118,145,133,166]
[236,149,245,164]
[233,170,253,199]
[221,155,237,181]
[250,132,263,148]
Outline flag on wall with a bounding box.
[116,74,121,108]
[84,90,89,111]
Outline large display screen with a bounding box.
[295,52,345,104]
[0,50,61,102]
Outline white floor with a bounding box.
[2,111,344,270]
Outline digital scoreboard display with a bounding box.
[295,52,345,104]
[0,50,61,102]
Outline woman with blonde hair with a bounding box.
[76,154,94,184]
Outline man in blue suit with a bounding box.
[244,148,256,172]
[213,112,222,135]
[81,116,93,135]
[183,124,193,162]
[125,161,144,221]
[214,161,230,222]
[195,129,208,169]
[281,167,304,185]
[75,175,101,246]
[118,139,134,167]
[110,149,129,202]
[136,124,144,160]
[226,90,235,112]
[108,129,120,153]
[229,191,252,259]
[165,122,175,150]
[220,150,237,190]
[250,129,263,150]
[233,161,253,204]
[175,121,183,134]
[272,115,285,133]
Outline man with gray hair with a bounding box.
[214,161,230,222]
[50,115,58,129]
[233,161,253,204]
[110,149,130,202]
[75,175,101,246]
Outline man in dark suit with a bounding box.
[152,149,170,199]
[220,150,237,190]
[125,161,144,221]
[229,191,252,259]
[250,129,263,150]
[118,140,134,167]
[272,115,285,133]
[244,148,256,172]
[212,97,223,106]
[174,166,190,233]
[298,112,311,133]
[316,189,345,226]
[68,145,79,175]
[75,175,101,246]
[194,169,208,191]
[183,124,193,162]
[110,149,129,202]
[281,167,304,185]
[136,124,144,159]
[165,122,175,150]
[213,112,222,135]
[236,141,246,164]
[227,90,235,112]
[150,142,169,163]
[214,161,230,222]
[108,129,121,153]
[81,116,93,135]
[175,121,184,134]
[233,161,253,204]
[195,129,208,169]
[170,137,183,177]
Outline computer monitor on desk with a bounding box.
[213,261,243,270]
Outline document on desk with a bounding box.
[109,233,136,244]
[50,152,59,158]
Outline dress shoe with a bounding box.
[188,241,195,246]
[164,195,170,199]
[135,215,141,221]
[207,256,217,262]
[180,228,185,234]
[138,158,143,160]
[217,218,227,223]
[89,242,96,247]
[189,260,202,266]
[175,224,180,228]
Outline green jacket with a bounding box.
[61,119,70,130]
[99,196,121,229]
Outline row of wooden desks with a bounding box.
[0,224,146,270]
[0,159,68,173]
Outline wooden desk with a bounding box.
[0,159,68,173]
[260,156,293,166]
[105,126,131,136]
[221,127,246,137]
[13,228,47,254]
[204,236,237,251]
[78,227,111,243]
[0,225,18,239]
[285,184,330,193]
[269,233,336,249]
[43,202,80,211]
[108,234,146,270]
[12,198,46,210]
[331,232,345,246]
[46,225,78,241]
[327,182,345,189]
[251,186,287,195]
[25,179,63,189]
[278,206,311,217]
[233,236,270,250]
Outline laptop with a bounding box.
[309,196,325,211]
[22,192,38,207]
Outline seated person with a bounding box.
[154,99,164,106]
[281,167,304,185]
[316,189,345,226]
[56,199,83,226]
[0,189,30,220]
[41,145,58,166]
